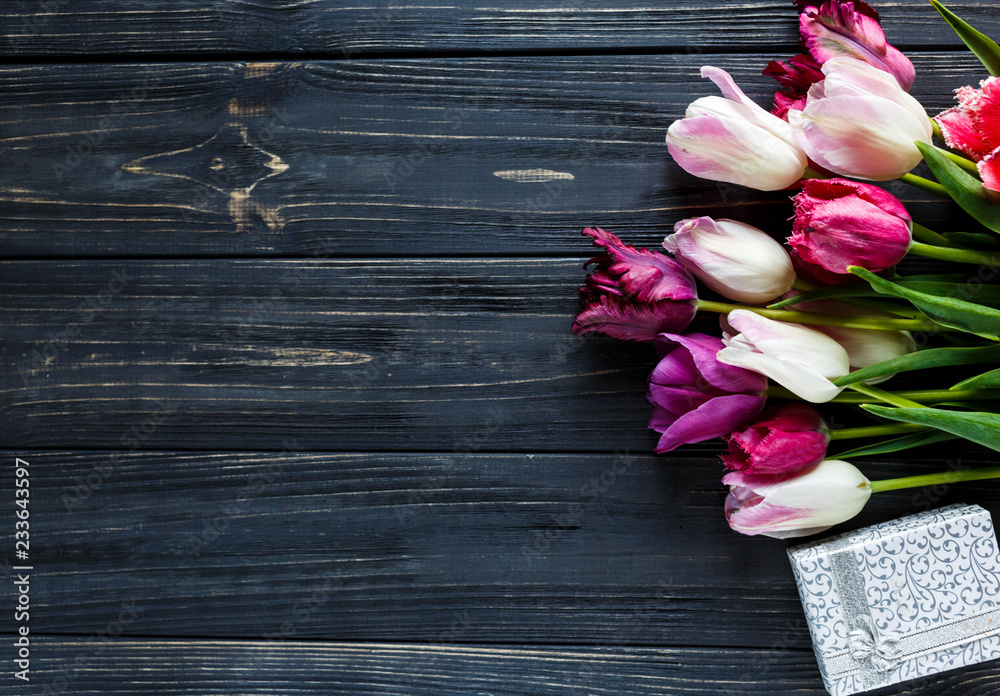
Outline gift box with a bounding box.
[787,503,1000,695]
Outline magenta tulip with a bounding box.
[571,227,698,342]
[790,179,912,276]
[724,459,872,538]
[722,403,830,474]
[647,332,767,453]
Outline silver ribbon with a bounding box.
[819,536,1000,690]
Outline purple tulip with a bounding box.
[722,403,829,474]
[646,332,767,453]
[572,227,698,342]
[724,459,872,538]
[790,178,912,276]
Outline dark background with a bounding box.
[1,1,1000,693]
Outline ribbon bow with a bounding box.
[848,626,902,673]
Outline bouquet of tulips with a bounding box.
[572,0,1000,539]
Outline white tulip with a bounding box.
[717,309,850,402]
[664,217,796,304]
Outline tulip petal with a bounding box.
[791,96,930,180]
[654,332,768,393]
[582,227,696,303]
[571,295,696,342]
[979,147,1000,192]
[718,345,844,402]
[724,310,850,380]
[653,393,765,453]
[667,114,807,191]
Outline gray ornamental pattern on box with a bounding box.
[788,504,1000,696]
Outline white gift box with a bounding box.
[787,504,1000,695]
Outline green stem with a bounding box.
[846,383,927,409]
[829,388,1000,403]
[909,241,1000,266]
[941,150,981,176]
[792,278,816,292]
[695,299,939,331]
[870,465,1000,493]
[910,222,959,248]
[828,423,928,440]
[899,172,950,198]
[932,118,943,142]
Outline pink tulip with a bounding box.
[799,1,915,91]
[571,227,697,341]
[666,67,808,191]
[722,403,829,474]
[790,179,912,275]
[934,77,1000,191]
[724,459,872,538]
[664,217,796,304]
[647,332,767,453]
[787,58,932,181]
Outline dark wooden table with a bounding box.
[3,2,1000,694]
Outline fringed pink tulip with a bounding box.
[724,459,872,538]
[934,77,1000,191]
[798,0,915,91]
[722,403,830,474]
[788,58,932,181]
[571,227,697,341]
[664,217,796,304]
[790,179,912,276]
[646,332,767,453]
[666,67,808,191]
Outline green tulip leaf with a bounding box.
[917,143,1000,234]
[833,344,1000,387]
[849,266,1000,340]
[930,0,1000,76]
[893,282,1000,309]
[952,367,1000,389]
[862,405,1000,453]
[832,430,957,459]
[944,231,1000,250]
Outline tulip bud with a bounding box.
[667,67,808,191]
[717,309,850,403]
[647,332,767,453]
[788,58,932,181]
[663,217,797,304]
[790,179,912,276]
[571,227,698,342]
[722,403,830,474]
[724,459,872,538]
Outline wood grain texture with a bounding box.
[0,53,987,258]
[23,637,1000,695]
[9,450,999,645]
[3,1,1000,57]
[0,258,988,452]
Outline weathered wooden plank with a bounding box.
[23,639,833,695]
[7,450,998,646]
[0,53,985,258]
[2,1,998,57]
[0,258,985,452]
[23,638,995,696]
